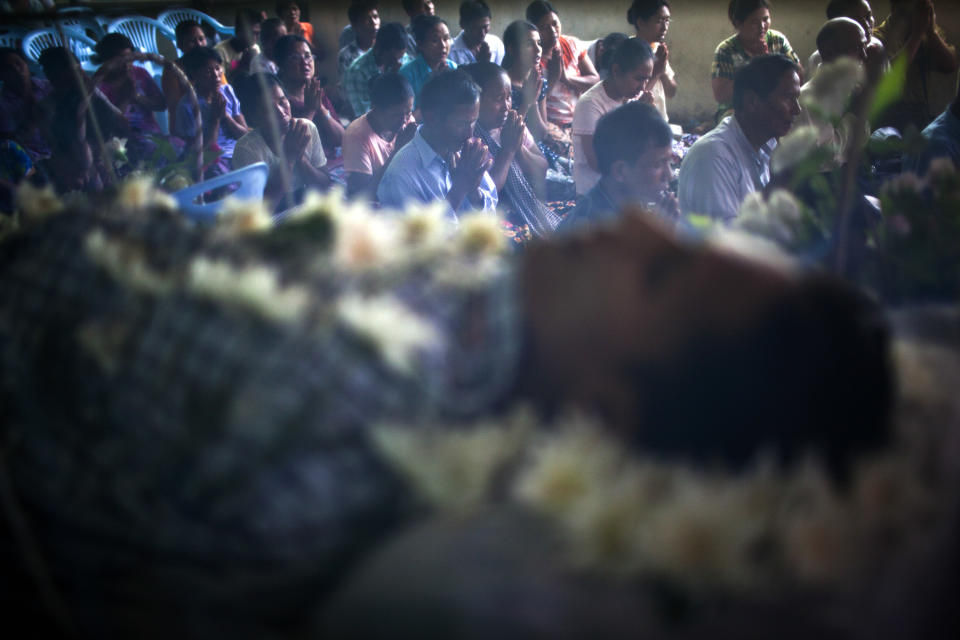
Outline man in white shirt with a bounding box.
[448,0,505,66]
[678,54,801,222]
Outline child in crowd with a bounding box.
[175,47,249,177]
[162,20,211,129]
[251,18,287,76]
[343,72,416,199]
[572,38,655,197]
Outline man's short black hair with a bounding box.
[175,19,203,45]
[627,0,670,26]
[375,22,408,54]
[419,69,480,115]
[275,0,300,16]
[235,72,284,129]
[93,33,134,63]
[401,0,425,17]
[370,71,414,109]
[728,0,770,26]
[611,37,654,73]
[37,46,75,78]
[732,53,798,111]
[525,1,558,26]
[348,0,379,25]
[411,14,445,46]
[463,61,507,92]
[460,1,492,26]
[181,46,224,77]
[826,0,862,19]
[593,101,672,175]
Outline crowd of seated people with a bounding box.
[0,0,957,244]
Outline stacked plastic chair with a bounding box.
[22,27,99,74]
[107,16,176,80]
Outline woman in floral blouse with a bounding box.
[711,0,800,123]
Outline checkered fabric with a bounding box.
[0,204,521,635]
[711,29,800,80]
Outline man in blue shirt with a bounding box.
[678,54,801,222]
[559,101,677,233]
[378,69,497,219]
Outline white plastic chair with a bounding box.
[22,27,99,74]
[172,162,269,223]
[158,9,235,53]
[107,16,176,79]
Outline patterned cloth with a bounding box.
[0,77,51,162]
[0,204,521,636]
[875,17,952,132]
[539,35,590,127]
[343,48,414,117]
[711,30,799,120]
[338,39,368,79]
[400,55,458,107]
[474,124,559,238]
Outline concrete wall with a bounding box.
[194,1,960,123]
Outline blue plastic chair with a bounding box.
[22,27,99,74]
[55,6,107,41]
[158,9,235,54]
[173,162,270,223]
[107,16,176,79]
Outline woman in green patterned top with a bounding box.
[711,0,800,123]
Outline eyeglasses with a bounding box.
[287,52,315,63]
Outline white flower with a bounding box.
[332,209,401,271]
[15,182,64,221]
[105,137,127,157]
[736,191,768,223]
[117,176,177,211]
[336,293,440,374]
[283,187,346,223]
[216,197,273,234]
[187,257,310,324]
[803,57,864,121]
[370,415,530,510]
[771,125,821,174]
[456,212,506,255]
[767,188,803,223]
[513,416,624,515]
[709,227,799,273]
[401,201,449,252]
[84,229,174,295]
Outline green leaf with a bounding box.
[685,214,715,230]
[869,53,908,124]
